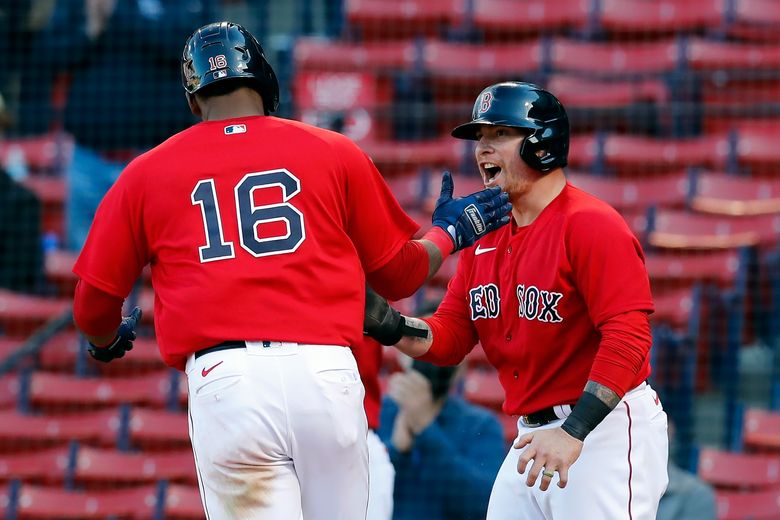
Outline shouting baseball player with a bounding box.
[71,22,511,520]
[365,81,669,519]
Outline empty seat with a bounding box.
[127,407,191,450]
[163,483,206,519]
[27,370,180,411]
[422,40,543,84]
[597,0,723,36]
[547,74,669,109]
[294,38,417,72]
[567,170,688,213]
[652,287,697,329]
[0,409,119,450]
[344,0,465,40]
[687,38,780,71]
[690,170,780,216]
[698,447,780,489]
[735,124,780,173]
[3,482,154,519]
[602,134,731,173]
[742,408,780,452]
[715,488,780,520]
[73,445,197,486]
[0,290,71,338]
[0,447,69,483]
[725,0,780,42]
[472,0,591,39]
[549,38,681,76]
[360,138,464,174]
[645,249,743,291]
[463,367,503,411]
[648,208,780,250]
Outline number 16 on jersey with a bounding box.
[191,169,306,263]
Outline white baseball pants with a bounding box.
[366,429,394,520]
[185,341,369,519]
[487,382,669,520]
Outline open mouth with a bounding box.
[481,163,502,184]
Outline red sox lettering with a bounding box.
[469,283,564,323]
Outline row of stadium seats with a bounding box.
[341,0,780,42]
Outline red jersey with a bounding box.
[74,116,419,370]
[421,183,654,415]
[351,335,383,430]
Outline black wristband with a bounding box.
[560,392,613,442]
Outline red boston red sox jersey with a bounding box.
[421,183,654,415]
[74,116,419,370]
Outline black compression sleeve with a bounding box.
[560,392,613,442]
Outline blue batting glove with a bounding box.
[431,171,512,252]
[87,306,142,363]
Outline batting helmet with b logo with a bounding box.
[451,82,569,173]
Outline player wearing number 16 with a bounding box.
[71,21,511,520]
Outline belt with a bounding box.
[520,404,575,428]
[194,340,246,360]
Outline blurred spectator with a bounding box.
[0,0,33,106]
[656,421,716,520]
[378,355,505,520]
[0,93,43,292]
[18,0,217,250]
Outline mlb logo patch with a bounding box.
[224,124,247,135]
[213,70,227,79]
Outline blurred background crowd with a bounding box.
[1,1,780,518]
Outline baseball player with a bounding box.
[365,81,669,520]
[71,22,511,520]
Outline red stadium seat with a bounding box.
[0,409,119,451]
[464,343,491,369]
[547,74,669,109]
[472,0,590,40]
[0,447,69,483]
[422,40,543,85]
[567,171,689,213]
[567,134,600,169]
[597,0,724,36]
[163,483,206,519]
[687,38,780,71]
[28,370,179,411]
[645,249,743,292]
[463,367,504,411]
[742,408,780,453]
[0,374,19,410]
[344,0,465,40]
[652,287,696,329]
[360,138,464,175]
[549,38,680,76]
[691,171,780,216]
[648,208,780,250]
[698,447,780,489]
[735,124,780,173]
[0,290,71,338]
[601,134,730,173]
[294,38,417,72]
[127,407,191,450]
[725,0,780,42]
[73,445,197,486]
[3,483,155,519]
[34,331,164,374]
[715,488,780,520]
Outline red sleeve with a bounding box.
[417,255,479,365]
[589,310,653,397]
[72,161,149,298]
[342,145,420,273]
[73,279,124,338]
[566,208,654,326]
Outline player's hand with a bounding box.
[514,426,583,491]
[363,287,405,346]
[391,411,414,453]
[431,171,511,252]
[87,306,142,363]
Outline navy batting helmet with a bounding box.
[451,82,569,173]
[182,22,279,114]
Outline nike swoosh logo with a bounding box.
[201,361,223,377]
[475,245,497,256]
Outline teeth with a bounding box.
[483,163,498,169]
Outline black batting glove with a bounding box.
[364,287,405,346]
[431,171,512,252]
[87,306,142,363]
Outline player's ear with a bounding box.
[186,93,202,118]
